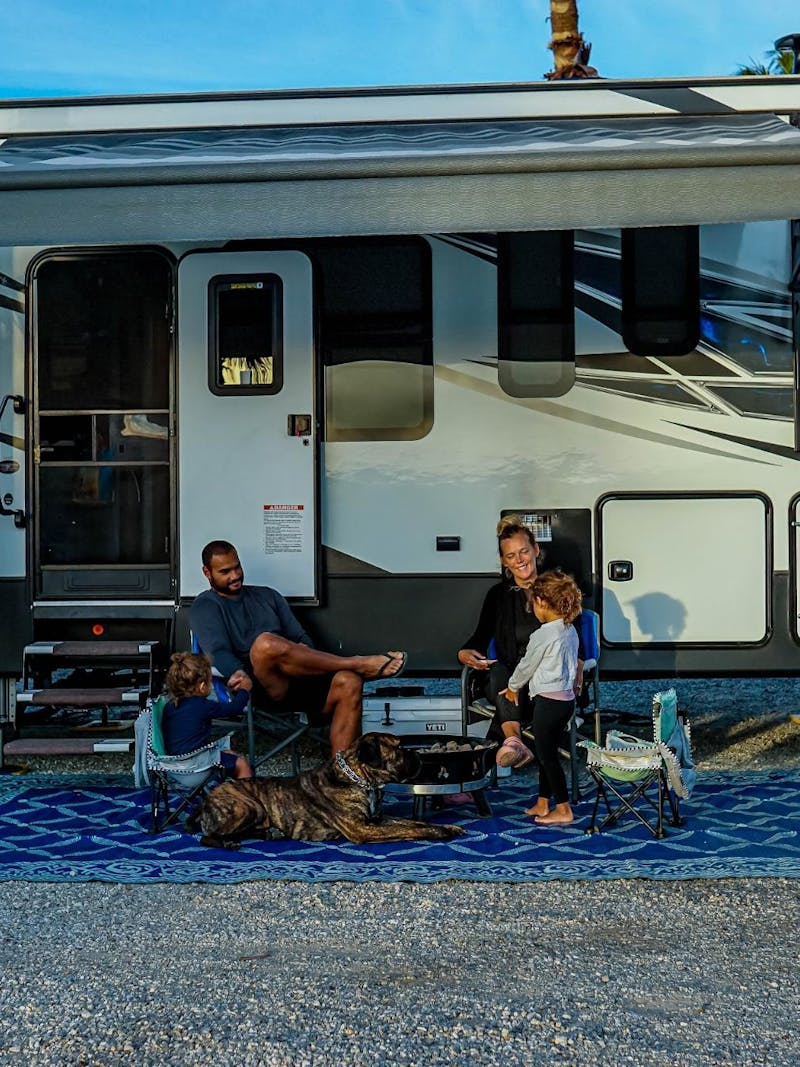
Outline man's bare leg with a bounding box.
[319,670,363,752]
[249,633,405,702]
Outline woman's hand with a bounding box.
[458,649,496,670]
[499,686,519,705]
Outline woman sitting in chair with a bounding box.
[457,516,583,770]
[162,652,253,779]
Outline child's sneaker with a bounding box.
[496,736,534,769]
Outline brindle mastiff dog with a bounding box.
[186,732,466,848]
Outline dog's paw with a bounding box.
[433,824,466,839]
[200,834,240,851]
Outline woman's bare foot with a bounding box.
[358,651,407,680]
[535,802,574,826]
[525,799,549,817]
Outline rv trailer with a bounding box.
[2,75,800,727]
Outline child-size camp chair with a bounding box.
[459,609,601,803]
[579,687,695,838]
[191,634,309,775]
[135,695,232,833]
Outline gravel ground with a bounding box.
[2,677,800,1065]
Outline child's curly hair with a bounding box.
[165,651,212,703]
[529,570,583,624]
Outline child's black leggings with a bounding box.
[531,694,575,805]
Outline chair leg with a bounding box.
[149,779,160,834]
[666,778,685,828]
[149,774,170,834]
[569,719,579,805]
[161,771,221,831]
[252,717,309,773]
[584,770,605,834]
[247,704,256,771]
[469,788,493,818]
[588,771,668,838]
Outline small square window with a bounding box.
[208,274,283,395]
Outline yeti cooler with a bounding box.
[362,696,486,739]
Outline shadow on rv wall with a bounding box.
[601,588,686,674]
[628,592,688,643]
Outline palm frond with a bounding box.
[735,47,794,76]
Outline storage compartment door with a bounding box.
[178,251,317,600]
[599,493,770,645]
[790,494,800,643]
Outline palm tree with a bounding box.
[735,48,794,76]
[545,0,598,79]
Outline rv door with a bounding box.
[178,251,317,600]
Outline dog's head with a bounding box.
[340,732,419,786]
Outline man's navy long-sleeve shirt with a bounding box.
[190,585,312,682]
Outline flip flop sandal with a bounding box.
[374,651,408,679]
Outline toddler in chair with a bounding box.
[162,652,253,779]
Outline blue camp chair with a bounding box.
[190,634,308,775]
[460,609,601,803]
[580,687,695,838]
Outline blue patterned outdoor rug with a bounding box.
[0,770,798,883]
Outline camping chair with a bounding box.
[137,695,231,833]
[191,634,308,775]
[579,687,695,838]
[459,609,600,803]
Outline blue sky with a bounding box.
[1,1,799,98]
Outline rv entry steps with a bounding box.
[22,640,157,661]
[16,687,142,707]
[2,737,133,758]
[18,640,157,712]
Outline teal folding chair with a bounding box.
[140,695,231,833]
[580,688,695,838]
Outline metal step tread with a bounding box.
[17,687,144,706]
[3,738,132,757]
[23,641,156,658]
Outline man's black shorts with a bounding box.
[252,674,333,727]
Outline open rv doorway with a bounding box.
[177,250,318,602]
[30,248,174,601]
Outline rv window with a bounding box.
[497,231,576,398]
[310,239,433,441]
[208,274,283,395]
[621,226,700,357]
[36,252,171,410]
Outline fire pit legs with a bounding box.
[388,774,495,820]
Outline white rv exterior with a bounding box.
[2,75,800,692]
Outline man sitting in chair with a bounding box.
[190,540,408,752]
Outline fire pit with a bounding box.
[383,734,499,819]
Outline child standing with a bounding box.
[500,570,582,826]
[162,652,253,779]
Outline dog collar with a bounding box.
[335,751,370,789]
[335,751,382,823]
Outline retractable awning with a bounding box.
[2,111,800,244]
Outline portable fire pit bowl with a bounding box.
[383,734,499,819]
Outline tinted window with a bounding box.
[209,274,283,395]
[310,239,432,441]
[36,253,171,410]
[497,231,576,397]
